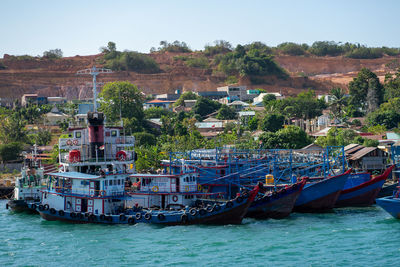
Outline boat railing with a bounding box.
[49,186,124,197]
[59,151,136,164]
[139,183,198,193]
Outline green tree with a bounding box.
[260,126,311,149]
[384,69,400,100]
[204,40,232,56]
[216,105,236,120]
[174,91,198,107]
[262,94,277,107]
[277,42,307,56]
[0,113,27,144]
[329,87,347,121]
[349,68,383,113]
[0,142,23,162]
[192,97,221,117]
[261,113,285,132]
[248,116,259,131]
[134,132,156,147]
[43,49,63,59]
[144,107,174,119]
[99,81,144,127]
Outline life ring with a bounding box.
[128,217,135,224]
[66,140,72,146]
[157,213,166,221]
[189,208,197,216]
[185,185,190,192]
[119,214,126,221]
[172,195,178,202]
[152,186,159,193]
[226,201,233,208]
[50,208,56,214]
[73,139,78,145]
[135,213,142,220]
[116,151,127,161]
[236,196,243,203]
[181,213,188,224]
[100,190,105,196]
[197,184,202,191]
[58,210,65,216]
[144,213,152,220]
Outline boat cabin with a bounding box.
[128,172,200,210]
[42,172,127,215]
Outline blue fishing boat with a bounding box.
[246,178,307,219]
[335,165,394,207]
[376,192,400,219]
[293,169,351,212]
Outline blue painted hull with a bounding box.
[336,166,394,207]
[376,197,400,219]
[294,171,350,212]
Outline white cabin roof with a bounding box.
[47,172,101,180]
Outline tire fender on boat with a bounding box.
[199,209,207,216]
[206,205,213,212]
[213,204,221,212]
[70,212,76,218]
[189,208,197,216]
[119,214,126,221]
[236,196,243,203]
[39,205,44,211]
[172,195,178,202]
[58,210,65,216]
[50,208,56,214]
[89,214,96,222]
[44,204,49,211]
[31,204,37,210]
[226,201,233,208]
[144,213,152,220]
[135,213,142,220]
[128,217,135,224]
[100,214,106,220]
[157,213,165,221]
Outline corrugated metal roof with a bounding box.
[348,147,378,161]
[345,145,364,155]
[344,143,360,151]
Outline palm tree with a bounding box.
[329,88,347,123]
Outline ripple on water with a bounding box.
[0,201,400,266]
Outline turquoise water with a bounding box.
[0,200,399,267]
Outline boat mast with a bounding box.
[76,66,112,112]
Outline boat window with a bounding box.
[111,130,117,137]
[118,179,121,185]
[105,180,108,186]
[75,131,81,138]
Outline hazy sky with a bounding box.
[1,0,399,57]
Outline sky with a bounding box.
[1,0,399,57]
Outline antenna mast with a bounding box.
[76,66,112,112]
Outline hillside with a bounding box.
[0,52,398,100]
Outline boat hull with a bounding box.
[376,197,400,219]
[7,199,39,213]
[294,170,350,212]
[246,180,305,219]
[31,186,259,225]
[335,166,394,207]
